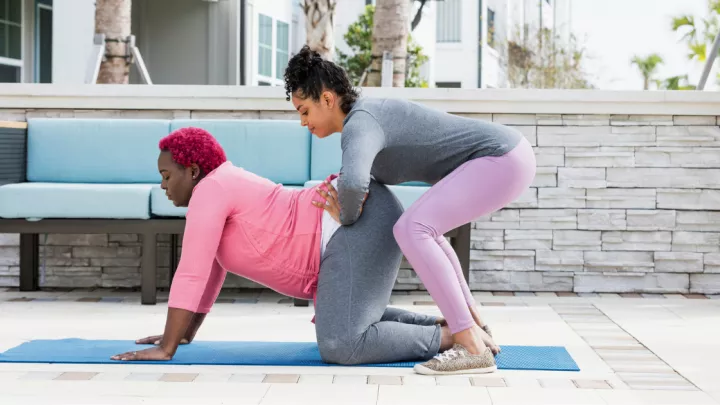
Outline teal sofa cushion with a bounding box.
[150,184,306,217]
[150,186,187,217]
[26,118,171,183]
[310,132,342,181]
[309,132,430,187]
[170,120,311,186]
[0,183,153,219]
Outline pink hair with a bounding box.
[159,127,227,175]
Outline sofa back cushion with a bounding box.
[27,118,171,183]
[170,119,311,185]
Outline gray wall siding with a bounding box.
[0,128,26,185]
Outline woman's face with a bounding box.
[157,151,197,207]
[292,91,338,139]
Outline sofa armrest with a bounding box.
[0,121,27,186]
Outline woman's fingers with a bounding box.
[111,350,136,361]
[135,335,161,345]
[324,181,339,201]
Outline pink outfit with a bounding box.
[167,161,330,313]
[393,138,537,334]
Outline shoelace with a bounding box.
[433,348,464,362]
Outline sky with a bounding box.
[570,0,717,90]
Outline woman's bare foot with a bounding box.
[452,325,488,355]
[439,309,501,355]
[469,306,501,355]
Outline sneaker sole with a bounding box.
[413,364,498,376]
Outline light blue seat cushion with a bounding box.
[309,132,430,187]
[303,180,428,210]
[150,186,187,217]
[310,132,342,181]
[170,120,311,186]
[150,184,306,217]
[0,183,153,219]
[27,118,171,183]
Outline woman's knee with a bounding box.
[392,214,410,242]
[393,212,435,242]
[317,337,361,365]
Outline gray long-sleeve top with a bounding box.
[337,97,524,225]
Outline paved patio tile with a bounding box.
[54,372,98,380]
[298,374,334,384]
[333,375,368,384]
[367,375,402,386]
[470,377,507,387]
[573,379,612,389]
[159,373,198,382]
[263,374,300,384]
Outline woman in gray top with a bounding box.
[285,46,536,375]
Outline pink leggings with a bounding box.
[393,138,536,334]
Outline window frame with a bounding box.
[256,12,290,87]
[0,0,24,83]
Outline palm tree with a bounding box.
[671,0,720,62]
[302,0,337,60]
[655,74,697,90]
[94,0,132,84]
[630,54,664,90]
[367,0,411,87]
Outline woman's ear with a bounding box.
[322,91,335,109]
[191,164,200,180]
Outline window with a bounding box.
[258,14,272,77]
[436,81,462,88]
[275,21,288,80]
[0,0,22,83]
[436,0,460,43]
[487,8,496,49]
[256,13,290,86]
[36,0,53,83]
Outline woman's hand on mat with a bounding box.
[111,346,173,361]
[135,335,189,346]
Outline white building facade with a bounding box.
[1,0,568,89]
[434,0,572,89]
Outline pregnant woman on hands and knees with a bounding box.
[111,127,456,367]
[284,46,537,375]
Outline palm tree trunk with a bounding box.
[94,0,132,84]
[302,0,337,61]
[367,0,410,87]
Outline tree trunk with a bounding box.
[367,0,410,87]
[94,0,132,84]
[302,0,337,61]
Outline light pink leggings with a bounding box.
[393,138,536,334]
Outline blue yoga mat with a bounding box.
[0,339,579,371]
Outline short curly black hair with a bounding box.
[284,45,359,114]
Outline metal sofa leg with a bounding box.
[450,223,472,284]
[169,234,179,283]
[141,232,157,305]
[293,298,309,307]
[19,233,39,291]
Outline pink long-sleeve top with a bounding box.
[167,161,326,313]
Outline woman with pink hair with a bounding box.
[111,126,462,369]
